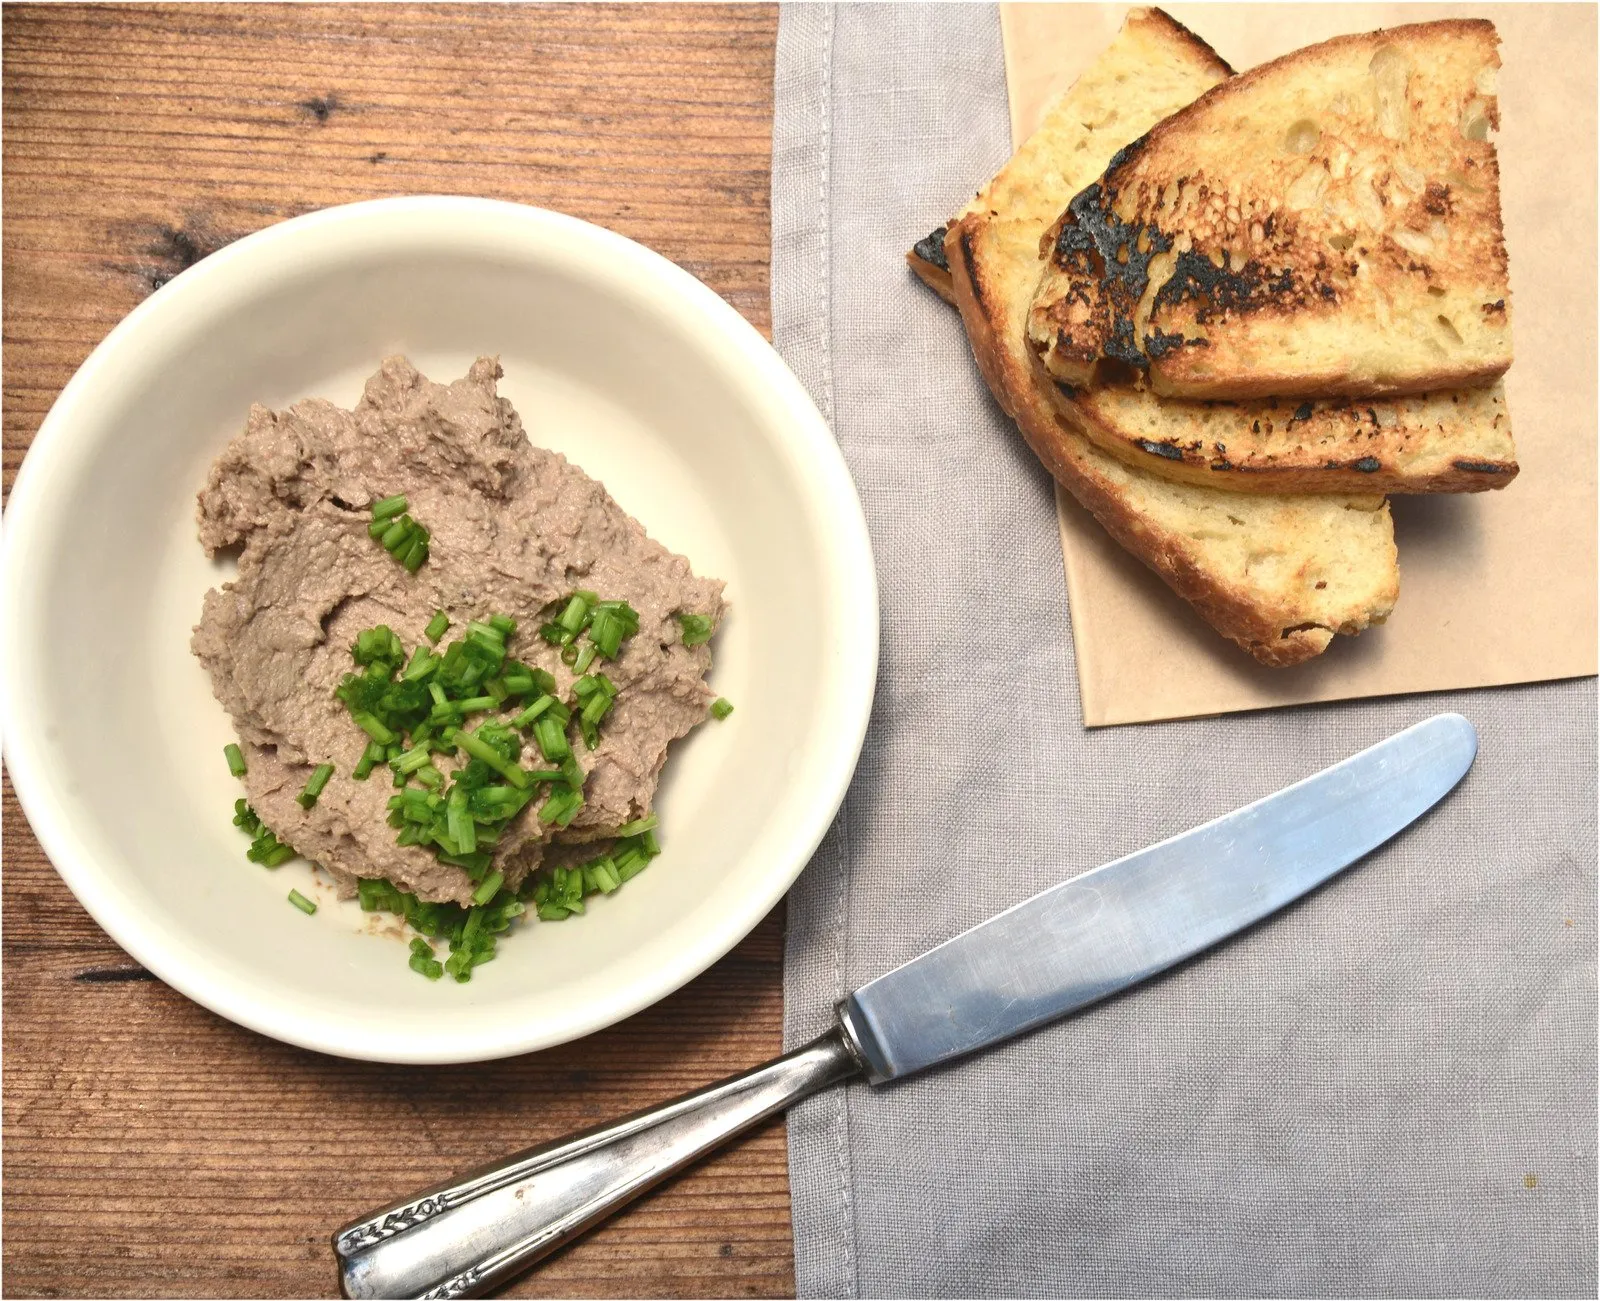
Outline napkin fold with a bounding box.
[772,4,1597,1296]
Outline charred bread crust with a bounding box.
[1143,7,1235,79]
[907,222,958,304]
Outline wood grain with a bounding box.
[1,5,788,1297]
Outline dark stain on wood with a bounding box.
[300,93,343,123]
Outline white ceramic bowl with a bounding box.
[2,196,876,1064]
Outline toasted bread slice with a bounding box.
[1028,20,1511,400]
[907,51,1517,492]
[911,246,1518,493]
[915,261,1517,493]
[1055,378,1517,493]
[948,7,1398,665]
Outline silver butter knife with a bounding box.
[334,712,1477,1299]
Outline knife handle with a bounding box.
[332,1028,862,1299]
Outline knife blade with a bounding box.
[838,711,1477,1081]
[335,712,1477,1299]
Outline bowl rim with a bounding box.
[1,195,878,1063]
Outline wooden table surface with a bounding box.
[1,5,792,1296]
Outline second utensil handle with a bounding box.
[333,1028,863,1299]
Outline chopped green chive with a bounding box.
[223,743,247,778]
[352,739,387,781]
[613,813,658,838]
[532,714,570,762]
[288,889,318,915]
[472,871,505,906]
[391,745,432,776]
[558,753,586,789]
[351,711,397,745]
[234,800,296,867]
[559,594,592,635]
[677,612,715,647]
[297,763,334,809]
[538,785,584,826]
[710,697,734,720]
[408,936,444,980]
[402,648,439,682]
[401,533,429,573]
[451,727,532,788]
[587,601,640,658]
[369,503,431,573]
[425,611,451,644]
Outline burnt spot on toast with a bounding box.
[912,225,951,272]
[1151,248,1299,326]
[1422,183,1455,216]
[1135,439,1185,461]
[1453,458,1515,474]
[1043,181,1177,371]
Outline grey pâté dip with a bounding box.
[192,357,725,906]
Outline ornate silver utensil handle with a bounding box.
[333,1029,862,1299]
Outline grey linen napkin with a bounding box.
[770,4,1598,1297]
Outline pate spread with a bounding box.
[192,357,724,906]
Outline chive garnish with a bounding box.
[451,727,532,788]
[331,592,674,971]
[532,714,570,762]
[288,889,318,915]
[409,937,444,980]
[368,499,431,572]
[400,533,429,573]
[223,743,247,778]
[587,601,639,658]
[297,763,334,809]
[233,799,296,866]
[351,711,397,745]
[711,697,734,720]
[677,612,715,647]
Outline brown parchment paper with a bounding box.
[998,3,1598,726]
